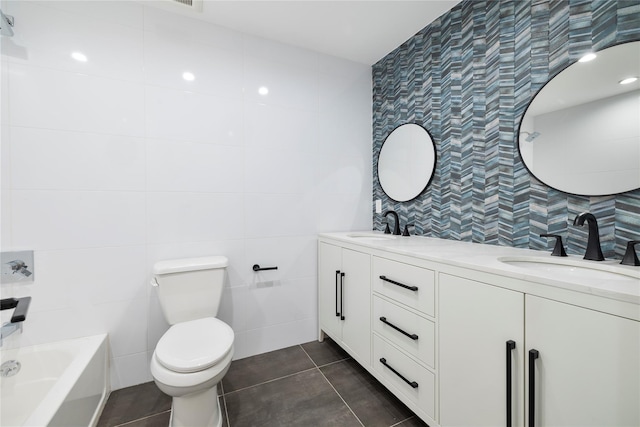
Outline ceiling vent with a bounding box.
[169,0,203,12]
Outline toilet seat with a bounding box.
[155,317,234,373]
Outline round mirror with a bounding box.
[377,123,437,202]
[518,41,640,196]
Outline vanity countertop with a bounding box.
[319,232,640,308]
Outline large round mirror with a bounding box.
[518,41,640,196]
[378,123,437,202]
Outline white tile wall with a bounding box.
[0,1,372,389]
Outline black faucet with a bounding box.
[383,210,401,235]
[572,212,604,261]
[620,241,640,266]
[1,297,31,322]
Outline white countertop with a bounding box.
[319,231,640,306]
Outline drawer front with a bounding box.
[373,296,435,369]
[373,334,435,420]
[372,256,435,317]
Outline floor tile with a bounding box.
[97,382,171,427]
[224,368,361,427]
[222,345,315,393]
[116,411,171,427]
[321,359,414,427]
[393,415,429,427]
[301,337,350,367]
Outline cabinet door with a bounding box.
[318,242,343,340]
[341,248,371,366]
[526,295,640,427]
[439,274,525,427]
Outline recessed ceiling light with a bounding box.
[619,77,638,85]
[71,52,88,62]
[182,72,195,81]
[578,53,597,63]
[258,86,269,96]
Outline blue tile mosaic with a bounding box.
[372,0,640,259]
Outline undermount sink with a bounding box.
[498,256,640,282]
[346,232,396,241]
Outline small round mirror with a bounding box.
[377,123,437,202]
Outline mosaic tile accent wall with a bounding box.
[372,0,640,259]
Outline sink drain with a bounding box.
[1,360,21,377]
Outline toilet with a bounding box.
[150,256,234,427]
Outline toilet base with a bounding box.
[169,384,222,427]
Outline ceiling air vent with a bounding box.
[169,0,203,12]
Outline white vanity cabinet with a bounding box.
[439,274,640,427]
[318,242,371,367]
[318,232,640,427]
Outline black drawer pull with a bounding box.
[379,275,418,292]
[506,340,516,427]
[529,349,539,427]
[335,270,340,317]
[379,357,418,388]
[340,272,345,320]
[379,316,418,340]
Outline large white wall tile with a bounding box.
[110,352,152,391]
[244,57,319,111]
[244,102,318,151]
[244,193,317,238]
[233,318,317,360]
[11,190,146,250]
[147,192,245,243]
[245,148,316,194]
[11,127,146,191]
[4,2,144,82]
[144,30,243,98]
[9,63,145,136]
[146,139,244,193]
[145,86,243,145]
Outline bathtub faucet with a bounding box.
[1,297,31,346]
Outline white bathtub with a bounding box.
[0,334,109,426]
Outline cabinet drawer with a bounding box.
[373,334,435,420]
[373,296,435,369]
[372,256,435,317]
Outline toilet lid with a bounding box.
[155,317,234,373]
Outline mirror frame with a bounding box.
[517,40,640,197]
[377,123,437,203]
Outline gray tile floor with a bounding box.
[98,338,427,427]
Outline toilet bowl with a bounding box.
[151,318,234,427]
[150,256,233,427]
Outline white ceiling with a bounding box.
[151,0,461,65]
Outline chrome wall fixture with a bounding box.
[0,9,14,37]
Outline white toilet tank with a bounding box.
[152,256,228,325]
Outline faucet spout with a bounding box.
[0,297,31,347]
[573,212,604,261]
[383,210,401,236]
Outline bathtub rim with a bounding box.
[1,333,110,427]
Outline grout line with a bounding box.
[222,393,232,427]
[389,416,417,427]
[316,363,365,427]
[298,343,319,368]
[113,409,171,427]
